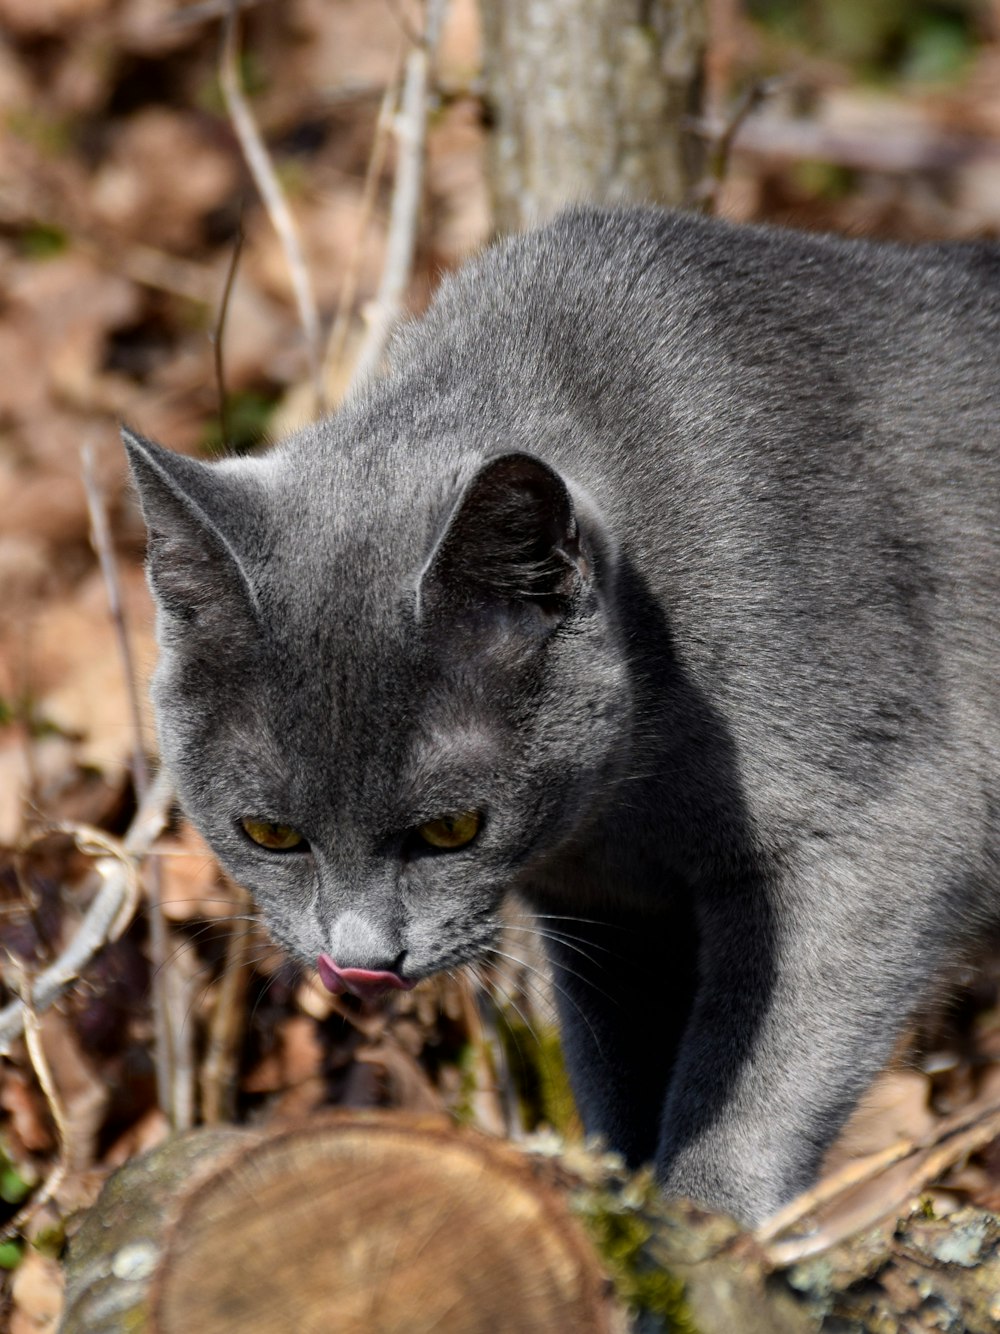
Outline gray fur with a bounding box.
[125,206,1000,1225]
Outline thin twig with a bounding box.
[689,77,785,214]
[220,1,324,414]
[347,0,448,392]
[0,771,174,1053]
[211,210,246,447]
[384,0,422,47]
[321,73,401,398]
[81,446,180,1120]
[759,1093,1000,1265]
[757,1138,918,1245]
[469,982,521,1140]
[0,969,68,1243]
[169,0,264,28]
[200,884,252,1124]
[80,445,148,798]
[29,823,141,942]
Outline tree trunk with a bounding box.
[480,0,706,231]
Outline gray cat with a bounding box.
[125,206,1000,1226]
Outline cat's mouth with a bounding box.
[316,953,418,1001]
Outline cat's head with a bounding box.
[125,423,630,991]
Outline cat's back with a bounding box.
[397,208,999,513]
[405,206,999,592]
[385,207,1000,789]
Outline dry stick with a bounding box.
[211,213,246,446]
[200,885,253,1125]
[469,983,522,1140]
[80,447,148,798]
[321,74,401,396]
[0,770,173,1052]
[81,449,188,1126]
[689,77,785,214]
[756,1138,918,1245]
[0,967,69,1243]
[384,0,423,48]
[759,1094,1000,1264]
[220,1,324,414]
[170,0,264,28]
[347,0,448,392]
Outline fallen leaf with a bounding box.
[10,1249,63,1334]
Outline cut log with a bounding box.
[61,1112,615,1333]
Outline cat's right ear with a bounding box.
[122,426,260,634]
[417,452,597,633]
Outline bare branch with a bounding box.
[80,445,148,798]
[347,0,448,392]
[219,2,324,413]
[322,74,401,398]
[0,970,68,1243]
[759,1092,1000,1264]
[0,771,174,1054]
[211,211,246,446]
[689,78,785,214]
[81,445,185,1121]
[200,884,253,1125]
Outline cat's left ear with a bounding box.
[418,452,591,627]
[122,426,261,636]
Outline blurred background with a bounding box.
[2,1,1000,1323]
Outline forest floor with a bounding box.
[2,1,1000,1329]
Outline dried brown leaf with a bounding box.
[10,1248,63,1334]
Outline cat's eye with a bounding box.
[241,818,307,852]
[416,810,482,850]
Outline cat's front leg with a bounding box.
[537,900,699,1169]
[655,851,956,1226]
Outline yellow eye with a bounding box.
[241,818,306,851]
[417,811,481,849]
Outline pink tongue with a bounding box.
[317,954,416,1000]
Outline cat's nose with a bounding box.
[316,953,416,1000]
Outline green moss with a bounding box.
[0,1165,31,1206]
[201,389,279,457]
[496,1013,579,1137]
[0,694,72,740]
[452,1039,487,1125]
[532,1025,578,1136]
[0,1240,23,1271]
[199,53,269,115]
[7,109,71,156]
[31,1224,66,1259]
[790,160,858,202]
[17,222,69,261]
[746,0,977,86]
[900,12,974,84]
[574,1178,700,1332]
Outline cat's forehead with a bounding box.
[257,446,439,630]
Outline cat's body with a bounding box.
[127,207,1000,1225]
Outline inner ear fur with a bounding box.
[123,426,260,634]
[419,453,588,622]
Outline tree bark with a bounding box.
[480,0,706,231]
